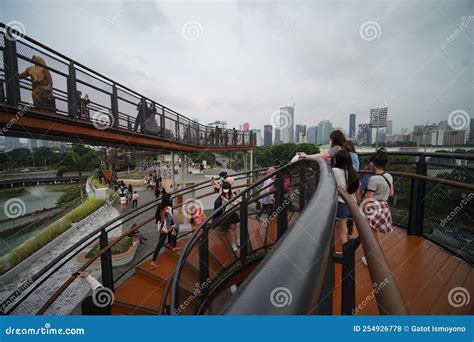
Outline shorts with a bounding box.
[336,202,351,220]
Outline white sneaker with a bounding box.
[236,239,241,247]
[230,285,238,294]
[361,256,368,266]
[232,243,238,252]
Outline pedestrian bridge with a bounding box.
[0,23,255,152]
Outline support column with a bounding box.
[243,151,248,172]
[171,152,175,191]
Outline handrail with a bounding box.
[221,158,337,314]
[357,151,474,161]
[169,162,301,311]
[0,167,268,315]
[337,187,408,315]
[359,170,474,191]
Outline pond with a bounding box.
[0,186,65,222]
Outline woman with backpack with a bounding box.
[332,150,360,251]
[150,200,181,270]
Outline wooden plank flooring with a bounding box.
[333,227,473,315]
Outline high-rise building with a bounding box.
[264,125,273,146]
[386,120,393,135]
[208,120,227,129]
[28,139,38,150]
[295,124,306,143]
[316,120,333,145]
[469,119,474,143]
[349,113,356,139]
[4,137,21,151]
[250,129,263,146]
[274,128,282,145]
[358,124,371,144]
[307,126,317,145]
[279,106,294,143]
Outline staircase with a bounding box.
[112,216,277,315]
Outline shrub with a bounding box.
[8,197,105,268]
[56,185,81,206]
[85,237,133,259]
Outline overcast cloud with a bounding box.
[1,0,472,133]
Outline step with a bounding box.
[113,275,165,313]
[248,217,266,251]
[208,228,237,268]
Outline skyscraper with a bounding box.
[279,106,294,143]
[4,137,21,151]
[274,128,282,145]
[358,124,371,144]
[386,120,393,135]
[264,125,273,146]
[316,120,333,145]
[349,113,356,139]
[295,124,306,143]
[469,119,474,143]
[307,126,317,145]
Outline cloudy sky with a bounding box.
[1,0,472,134]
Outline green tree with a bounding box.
[254,143,320,168]
[57,145,100,201]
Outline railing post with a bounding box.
[176,115,180,141]
[111,83,119,127]
[67,62,78,118]
[99,228,114,292]
[408,156,427,236]
[340,238,360,315]
[199,226,210,285]
[4,28,21,107]
[275,170,288,239]
[239,192,249,261]
[161,107,166,137]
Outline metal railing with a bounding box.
[357,151,474,264]
[0,23,256,149]
[0,168,268,315]
[169,158,339,314]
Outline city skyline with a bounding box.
[2,0,471,135]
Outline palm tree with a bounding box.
[57,145,100,202]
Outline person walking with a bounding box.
[150,201,181,270]
[132,191,139,208]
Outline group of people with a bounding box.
[117,182,139,211]
[298,130,395,264]
[144,169,163,198]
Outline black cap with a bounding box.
[218,171,228,178]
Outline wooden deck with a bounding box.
[333,227,473,315]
